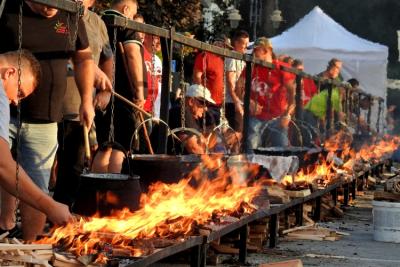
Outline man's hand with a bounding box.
[249,100,263,116]
[46,201,73,226]
[94,67,112,91]
[80,100,95,129]
[134,99,145,109]
[235,101,244,116]
[93,90,111,111]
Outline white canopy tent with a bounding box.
[270,6,389,131]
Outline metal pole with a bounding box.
[242,61,253,153]
[239,224,248,263]
[351,179,357,200]
[325,84,333,137]
[294,74,303,121]
[367,95,372,132]
[331,187,337,206]
[268,214,278,248]
[295,204,303,226]
[313,196,321,221]
[343,183,349,206]
[376,99,383,133]
[157,28,174,154]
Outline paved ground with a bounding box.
[243,190,400,267]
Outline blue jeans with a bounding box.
[248,117,265,149]
[9,118,58,193]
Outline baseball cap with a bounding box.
[186,84,216,104]
[253,37,272,50]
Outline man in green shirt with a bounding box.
[303,58,345,135]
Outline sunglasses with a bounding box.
[194,98,208,107]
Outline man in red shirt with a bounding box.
[193,37,226,125]
[292,59,317,106]
[237,37,295,148]
[143,34,162,115]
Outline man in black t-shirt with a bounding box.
[169,84,215,154]
[96,0,147,172]
[0,0,95,240]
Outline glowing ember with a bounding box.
[36,155,264,262]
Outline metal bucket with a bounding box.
[72,173,142,217]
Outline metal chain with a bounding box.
[150,35,156,116]
[220,52,227,125]
[202,52,207,133]
[180,46,186,128]
[66,1,82,49]
[108,27,118,143]
[14,0,24,224]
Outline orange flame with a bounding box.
[282,158,334,186]
[37,154,264,261]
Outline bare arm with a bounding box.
[123,42,145,107]
[193,69,203,85]
[227,71,243,115]
[0,139,72,225]
[93,55,114,110]
[99,55,113,82]
[72,46,95,128]
[284,79,296,115]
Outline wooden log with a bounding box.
[268,186,290,204]
[374,191,400,202]
[210,243,239,254]
[0,244,52,251]
[282,224,315,235]
[286,233,324,241]
[323,236,340,241]
[0,254,49,265]
[259,259,303,267]
[285,189,311,198]
[249,224,268,234]
[0,231,9,240]
[53,253,82,267]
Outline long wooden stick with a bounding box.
[83,125,91,164]
[117,42,154,154]
[112,91,151,117]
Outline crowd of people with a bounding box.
[0,0,375,241]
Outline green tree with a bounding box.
[96,0,202,32]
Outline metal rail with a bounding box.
[30,0,82,13]
[102,13,384,102]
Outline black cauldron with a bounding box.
[130,154,261,191]
[72,173,142,217]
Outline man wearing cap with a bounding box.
[237,37,295,149]
[168,84,215,154]
[303,58,345,135]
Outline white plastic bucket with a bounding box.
[373,200,400,243]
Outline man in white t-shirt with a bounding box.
[0,51,72,236]
[225,30,249,132]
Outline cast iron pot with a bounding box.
[130,154,202,191]
[72,173,142,217]
[130,154,262,191]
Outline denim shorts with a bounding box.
[9,118,58,194]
